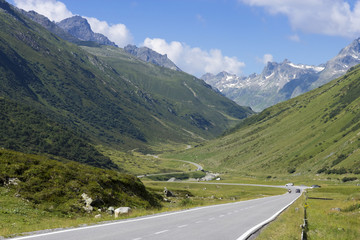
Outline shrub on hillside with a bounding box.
[0,149,161,214]
[342,177,358,182]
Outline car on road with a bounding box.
[311,184,321,188]
[295,189,301,193]
[285,183,294,187]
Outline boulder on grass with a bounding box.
[114,207,131,218]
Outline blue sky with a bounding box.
[10,0,360,77]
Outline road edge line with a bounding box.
[236,193,303,240]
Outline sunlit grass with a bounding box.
[98,146,197,175]
[256,195,305,240]
[0,181,285,238]
[144,181,286,208]
[256,184,360,240]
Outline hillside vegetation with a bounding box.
[0,1,252,154]
[169,65,360,175]
[0,149,160,214]
[0,97,117,169]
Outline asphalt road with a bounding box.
[12,187,302,240]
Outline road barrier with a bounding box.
[301,191,308,240]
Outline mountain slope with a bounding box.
[0,97,118,170]
[202,60,323,111]
[124,44,181,71]
[175,64,360,175]
[0,149,160,213]
[313,38,360,88]
[202,38,360,112]
[57,16,117,47]
[18,9,82,44]
[0,1,252,152]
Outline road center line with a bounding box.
[178,224,188,228]
[154,230,169,235]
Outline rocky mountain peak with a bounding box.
[202,37,360,112]
[18,9,80,44]
[57,16,117,47]
[124,44,181,71]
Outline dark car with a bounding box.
[311,185,321,188]
[295,189,301,193]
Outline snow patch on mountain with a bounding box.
[201,38,360,112]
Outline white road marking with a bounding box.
[219,214,225,218]
[209,217,215,221]
[11,192,291,240]
[178,224,188,228]
[154,230,169,235]
[236,194,302,240]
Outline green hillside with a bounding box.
[0,97,118,170]
[170,65,360,175]
[0,1,252,154]
[0,149,160,213]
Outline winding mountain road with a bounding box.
[12,187,303,240]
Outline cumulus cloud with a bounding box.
[240,0,360,38]
[85,17,133,47]
[260,54,274,64]
[14,0,133,47]
[143,38,245,76]
[14,0,73,22]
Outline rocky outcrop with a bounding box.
[81,193,93,213]
[57,16,117,47]
[18,10,80,44]
[163,187,175,197]
[124,44,181,71]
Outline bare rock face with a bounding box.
[57,16,117,47]
[124,44,181,71]
[202,38,360,112]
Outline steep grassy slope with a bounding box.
[0,97,118,169]
[81,45,252,143]
[170,65,360,175]
[0,149,160,213]
[0,1,252,153]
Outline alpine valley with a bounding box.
[0,0,252,226]
[1,0,360,239]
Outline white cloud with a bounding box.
[14,0,133,47]
[240,0,360,38]
[85,17,133,47]
[261,54,274,64]
[143,38,245,77]
[14,0,73,22]
[288,34,300,42]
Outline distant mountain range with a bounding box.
[18,9,181,71]
[181,62,360,175]
[202,38,360,112]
